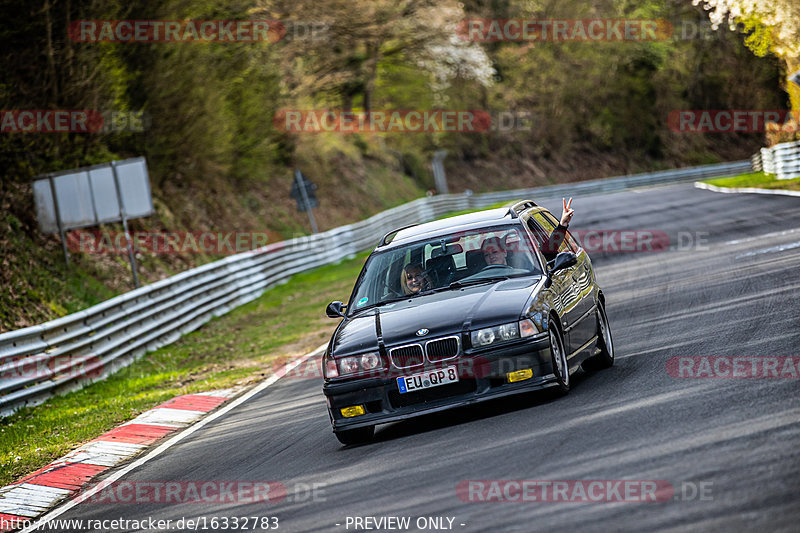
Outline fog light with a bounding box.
[507,368,533,383]
[340,405,366,417]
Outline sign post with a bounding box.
[110,161,140,288]
[432,150,449,194]
[292,170,319,233]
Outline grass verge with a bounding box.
[0,201,509,487]
[0,252,367,487]
[702,171,800,192]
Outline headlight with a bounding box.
[474,328,496,346]
[497,323,519,341]
[361,352,381,370]
[333,352,384,376]
[471,319,539,348]
[339,356,361,374]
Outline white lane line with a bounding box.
[20,344,327,533]
[695,181,800,198]
[736,240,800,258]
[725,227,800,245]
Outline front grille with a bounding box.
[390,344,424,368]
[426,337,460,361]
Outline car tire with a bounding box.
[588,302,614,369]
[549,322,570,394]
[334,425,374,445]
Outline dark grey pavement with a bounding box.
[37,183,800,533]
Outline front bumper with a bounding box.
[323,334,555,432]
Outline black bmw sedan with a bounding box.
[322,200,614,445]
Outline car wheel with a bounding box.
[549,323,570,394]
[591,302,614,369]
[334,425,374,445]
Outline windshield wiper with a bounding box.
[447,276,510,290]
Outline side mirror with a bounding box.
[326,301,347,318]
[544,252,577,288]
[551,251,577,273]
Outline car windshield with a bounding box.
[348,225,543,314]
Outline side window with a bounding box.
[525,216,550,250]
[530,212,574,254]
[541,212,580,252]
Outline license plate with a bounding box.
[397,366,459,394]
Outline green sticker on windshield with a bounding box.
[357,297,368,307]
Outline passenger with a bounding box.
[401,263,431,295]
[541,197,575,257]
[481,197,576,266]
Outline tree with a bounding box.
[692,0,800,142]
[260,0,494,111]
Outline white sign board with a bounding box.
[33,157,153,234]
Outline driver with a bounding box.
[401,263,432,295]
[481,237,508,266]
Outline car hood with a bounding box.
[332,277,540,355]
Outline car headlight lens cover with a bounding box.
[472,319,539,347]
[339,356,360,374]
[498,323,519,341]
[336,352,383,376]
[361,352,381,370]
[474,328,496,346]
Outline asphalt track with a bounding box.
[35,183,800,532]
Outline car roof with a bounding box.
[379,201,546,250]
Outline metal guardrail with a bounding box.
[760,140,800,180]
[0,159,751,416]
[751,152,763,172]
